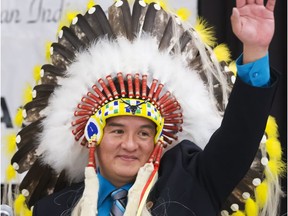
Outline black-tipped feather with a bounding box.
[131,0,148,36]
[108,0,133,40]
[59,26,84,51]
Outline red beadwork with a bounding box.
[164,118,183,124]
[78,104,95,112]
[106,75,119,98]
[163,125,182,132]
[163,136,173,144]
[74,110,93,116]
[134,73,140,98]
[163,130,178,140]
[162,105,181,115]
[72,121,87,135]
[161,101,178,112]
[87,92,102,105]
[117,72,126,97]
[141,75,148,99]
[148,79,158,101]
[156,91,170,107]
[163,113,182,119]
[152,84,163,104]
[82,97,98,107]
[98,78,113,101]
[75,129,85,141]
[127,74,134,98]
[71,116,89,126]
[92,85,108,104]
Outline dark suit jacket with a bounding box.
[33,74,279,216]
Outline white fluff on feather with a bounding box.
[38,36,221,182]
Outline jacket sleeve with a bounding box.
[195,70,279,206]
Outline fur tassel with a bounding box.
[71,167,99,216]
[124,163,154,216]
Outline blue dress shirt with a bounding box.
[236,53,270,87]
[97,171,133,216]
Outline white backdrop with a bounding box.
[1,0,197,183]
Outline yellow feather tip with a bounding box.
[266,137,282,160]
[33,65,42,84]
[14,107,23,127]
[5,164,17,182]
[265,116,278,138]
[231,210,246,216]
[245,198,259,216]
[23,84,33,104]
[45,41,52,61]
[87,0,96,9]
[266,160,286,180]
[213,43,232,63]
[14,194,27,215]
[176,7,191,21]
[144,0,168,10]
[255,181,268,208]
[229,61,237,76]
[194,17,216,47]
[4,133,17,154]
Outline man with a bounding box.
[11,0,282,215]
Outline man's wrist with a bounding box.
[243,45,269,64]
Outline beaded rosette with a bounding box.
[5,0,284,215]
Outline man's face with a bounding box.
[97,116,155,187]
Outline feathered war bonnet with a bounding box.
[10,0,284,215]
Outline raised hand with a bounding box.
[230,0,276,63]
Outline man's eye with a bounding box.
[111,129,124,134]
[139,131,150,137]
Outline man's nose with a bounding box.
[122,134,137,151]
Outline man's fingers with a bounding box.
[247,0,256,4]
[266,0,276,11]
[256,0,264,5]
[236,0,246,8]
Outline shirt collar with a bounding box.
[97,169,133,206]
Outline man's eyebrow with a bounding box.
[106,122,124,127]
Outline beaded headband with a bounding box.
[74,72,182,146]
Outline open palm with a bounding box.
[231,0,276,48]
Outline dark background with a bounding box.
[198,0,287,214]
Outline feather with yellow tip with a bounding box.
[14,194,32,216]
[5,164,17,182]
[213,43,232,63]
[245,198,258,216]
[232,211,246,216]
[33,65,42,85]
[194,17,216,47]
[176,7,191,21]
[14,107,24,127]
[255,180,268,209]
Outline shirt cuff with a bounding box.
[236,53,270,87]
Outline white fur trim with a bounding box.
[71,167,99,216]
